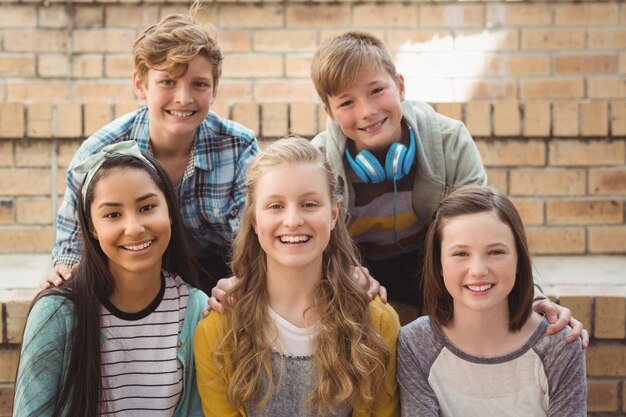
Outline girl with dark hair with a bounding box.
[13,141,205,417]
[397,185,586,417]
[194,137,400,417]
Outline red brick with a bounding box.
[419,4,484,28]
[486,4,551,27]
[3,30,67,52]
[486,54,549,76]
[510,169,586,196]
[16,197,52,225]
[559,296,592,336]
[254,81,316,103]
[525,226,586,254]
[476,139,544,167]
[84,103,111,136]
[511,198,544,225]
[7,82,68,102]
[216,81,252,103]
[73,5,104,28]
[434,103,462,122]
[589,169,626,195]
[73,82,134,102]
[588,29,626,50]
[521,29,585,51]
[552,101,579,137]
[55,103,82,138]
[38,54,69,78]
[581,101,610,137]
[104,5,158,28]
[287,5,350,28]
[547,199,623,225]
[0,55,35,77]
[0,168,51,196]
[523,100,551,137]
[587,380,619,412]
[0,227,54,252]
[285,55,313,78]
[73,54,104,78]
[588,226,626,253]
[554,3,620,26]
[520,79,584,99]
[586,345,626,376]
[113,102,139,119]
[0,351,19,384]
[38,5,70,28]
[0,384,15,416]
[0,199,13,225]
[554,54,618,75]
[6,298,31,343]
[71,30,135,53]
[549,139,624,166]
[0,5,36,28]
[223,54,283,78]
[217,31,251,53]
[0,142,12,167]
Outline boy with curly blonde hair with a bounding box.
[49,9,258,294]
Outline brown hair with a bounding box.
[216,136,391,415]
[311,31,397,108]
[133,3,223,85]
[423,185,534,332]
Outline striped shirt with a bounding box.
[98,272,189,416]
[52,106,258,268]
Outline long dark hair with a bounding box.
[15,154,198,417]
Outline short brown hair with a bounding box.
[423,185,534,332]
[133,12,223,85]
[311,31,397,108]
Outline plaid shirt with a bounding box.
[52,106,258,268]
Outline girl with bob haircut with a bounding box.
[397,185,586,417]
[14,141,206,417]
[194,137,400,417]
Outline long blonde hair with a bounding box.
[217,137,391,415]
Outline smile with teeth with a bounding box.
[359,118,386,132]
[279,235,310,243]
[466,284,493,292]
[168,110,194,117]
[121,240,153,251]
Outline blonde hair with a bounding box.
[217,137,391,415]
[311,31,397,108]
[133,2,223,85]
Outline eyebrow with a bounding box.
[97,193,157,209]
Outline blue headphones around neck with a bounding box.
[344,126,416,184]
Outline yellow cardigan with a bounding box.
[193,298,400,417]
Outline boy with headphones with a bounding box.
[310,31,486,315]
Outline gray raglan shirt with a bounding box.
[397,316,586,417]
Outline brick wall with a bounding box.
[0,0,625,256]
[0,289,624,415]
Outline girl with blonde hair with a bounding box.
[194,137,400,417]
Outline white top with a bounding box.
[267,307,320,357]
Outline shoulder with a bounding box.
[186,284,209,309]
[368,298,401,337]
[194,311,229,352]
[399,316,435,343]
[533,318,583,363]
[24,294,75,343]
[201,111,256,143]
[398,316,444,361]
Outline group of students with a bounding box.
[14,4,587,417]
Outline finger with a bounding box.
[581,329,589,350]
[546,311,570,335]
[39,279,52,290]
[201,307,210,318]
[55,264,72,281]
[565,319,583,343]
[379,285,388,304]
[208,296,224,313]
[211,287,226,302]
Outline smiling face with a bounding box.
[133,55,217,146]
[439,210,518,318]
[325,65,405,153]
[89,167,171,281]
[252,162,340,276]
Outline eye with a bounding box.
[140,204,156,213]
[268,203,284,210]
[371,87,384,95]
[302,201,318,208]
[338,99,353,108]
[160,79,175,87]
[104,212,121,219]
[452,251,468,257]
[193,81,211,88]
[489,249,506,255]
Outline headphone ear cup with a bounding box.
[385,142,408,180]
[356,150,386,183]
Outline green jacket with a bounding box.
[12,283,207,417]
[311,100,487,226]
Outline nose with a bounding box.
[283,206,304,229]
[358,98,376,119]
[469,258,488,278]
[124,214,145,237]
[175,84,193,105]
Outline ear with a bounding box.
[89,222,99,241]
[210,81,219,106]
[251,214,258,234]
[396,73,405,101]
[132,70,147,100]
[330,202,340,230]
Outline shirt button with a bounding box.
[213,207,219,216]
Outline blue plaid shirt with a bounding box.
[52,106,258,268]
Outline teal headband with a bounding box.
[74,141,156,204]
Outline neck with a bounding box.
[265,259,321,328]
[108,263,163,313]
[150,132,194,159]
